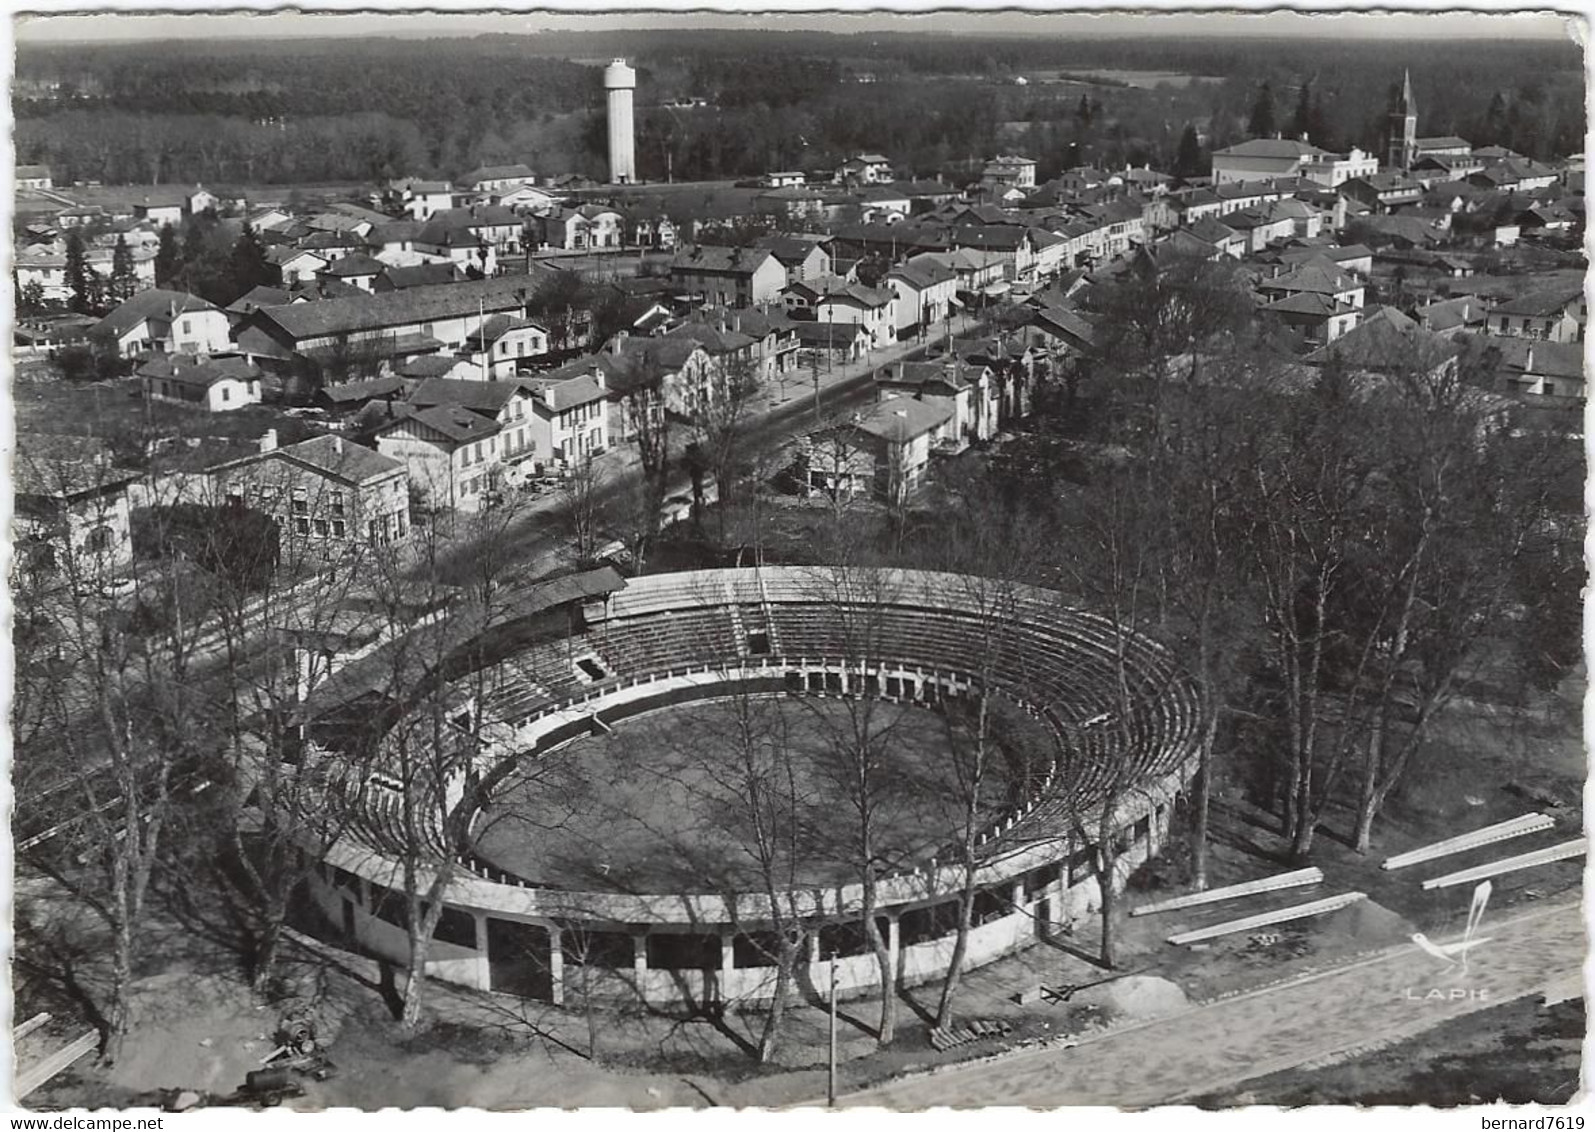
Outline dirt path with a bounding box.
[843,898,1583,1108]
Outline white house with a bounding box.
[787,277,897,351]
[16,434,137,582]
[461,163,536,194]
[91,289,232,358]
[463,315,551,380]
[137,354,264,412]
[884,259,959,340]
[521,361,611,469]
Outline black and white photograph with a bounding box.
[7,3,1587,1115]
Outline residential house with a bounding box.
[1187,216,1247,258]
[497,183,562,214]
[461,164,536,194]
[1493,339,1585,400]
[834,153,894,185]
[372,403,503,511]
[792,320,871,366]
[1299,147,1381,188]
[213,432,411,551]
[784,276,897,350]
[762,171,806,189]
[421,205,528,257]
[1256,262,1366,310]
[875,359,999,447]
[1341,172,1426,214]
[375,262,462,291]
[16,164,52,190]
[803,398,955,501]
[15,433,138,582]
[857,186,913,225]
[463,315,551,379]
[1484,288,1584,343]
[755,234,833,286]
[1414,295,1488,337]
[1303,305,1461,378]
[267,245,329,286]
[981,155,1039,193]
[520,358,612,468]
[669,244,786,308]
[595,335,714,432]
[1260,290,1362,348]
[15,241,157,304]
[885,258,960,340]
[138,354,264,412]
[539,205,625,251]
[684,305,801,380]
[317,251,387,293]
[391,179,455,221]
[411,225,497,277]
[91,289,231,358]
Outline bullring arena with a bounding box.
[300,566,1205,1010]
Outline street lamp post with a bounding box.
[827,953,838,1107]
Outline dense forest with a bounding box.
[14,30,1584,188]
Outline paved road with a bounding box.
[844,898,1584,1108]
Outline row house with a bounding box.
[214,432,411,551]
[1210,138,1331,184]
[1299,147,1381,188]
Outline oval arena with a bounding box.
[301,566,1205,1009]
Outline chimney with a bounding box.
[1525,345,1535,374]
[260,429,278,453]
[334,435,344,455]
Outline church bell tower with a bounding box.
[1387,69,1418,171]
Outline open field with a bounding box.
[474,695,1042,893]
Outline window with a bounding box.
[332,519,345,538]
[314,519,329,537]
[331,491,345,516]
[221,386,230,403]
[181,319,192,335]
[295,517,309,535]
[291,493,308,516]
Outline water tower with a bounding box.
[604,59,637,185]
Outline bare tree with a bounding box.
[13,444,207,1063]
[687,353,763,536]
[555,454,607,565]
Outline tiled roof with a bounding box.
[852,397,953,442]
[275,434,404,484]
[252,276,534,342]
[463,164,535,185]
[525,371,606,412]
[670,244,779,276]
[1214,138,1329,159]
[380,403,502,444]
[320,252,387,277]
[1492,287,1582,317]
[408,376,525,416]
[379,263,461,289]
[137,353,260,388]
[91,289,219,337]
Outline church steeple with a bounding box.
[1387,69,1418,170]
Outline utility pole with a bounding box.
[827,954,838,1108]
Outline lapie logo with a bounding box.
[1411,879,1493,975]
